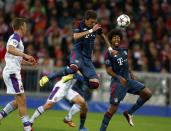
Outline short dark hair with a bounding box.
[12,18,27,30]
[84,10,97,20]
[108,29,123,43]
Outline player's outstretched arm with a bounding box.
[8,45,36,64]
[21,59,37,67]
[73,24,102,40]
[101,33,118,56]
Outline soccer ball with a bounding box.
[117,14,130,28]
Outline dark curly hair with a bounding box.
[108,29,123,43]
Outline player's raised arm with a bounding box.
[73,10,101,40]
[101,33,118,56]
[73,24,101,40]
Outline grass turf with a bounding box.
[0,109,171,131]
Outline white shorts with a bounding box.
[47,80,79,103]
[2,71,24,94]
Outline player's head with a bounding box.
[84,10,97,28]
[12,18,27,36]
[108,29,122,47]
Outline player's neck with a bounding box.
[14,30,22,38]
[113,46,119,49]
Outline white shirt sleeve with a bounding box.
[8,39,19,48]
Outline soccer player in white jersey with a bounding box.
[0,18,36,131]
[29,75,88,131]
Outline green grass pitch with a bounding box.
[0,109,171,131]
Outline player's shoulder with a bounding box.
[119,47,128,52]
[9,33,21,43]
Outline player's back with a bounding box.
[3,33,24,74]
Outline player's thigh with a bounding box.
[66,89,85,104]
[47,86,67,103]
[109,81,127,104]
[81,59,98,80]
[3,72,24,95]
[127,79,145,95]
[15,93,26,106]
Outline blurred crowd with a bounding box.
[0,0,171,73]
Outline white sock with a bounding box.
[0,113,3,120]
[30,106,45,123]
[0,101,16,120]
[65,104,81,121]
[21,115,31,131]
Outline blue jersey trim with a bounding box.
[12,32,21,42]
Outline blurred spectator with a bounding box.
[0,0,170,73]
[0,38,6,63]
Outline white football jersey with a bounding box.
[3,33,24,74]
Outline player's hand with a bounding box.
[28,61,38,67]
[109,49,118,56]
[92,24,102,32]
[119,76,127,87]
[96,28,103,35]
[108,47,118,56]
[39,76,49,87]
[24,54,36,64]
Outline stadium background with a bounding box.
[0,0,171,130]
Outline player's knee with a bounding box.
[65,64,79,74]
[44,102,54,110]
[70,64,78,72]
[89,81,99,89]
[141,87,152,101]
[77,98,86,108]
[12,100,18,109]
[145,90,152,100]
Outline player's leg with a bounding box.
[124,80,152,126]
[72,95,88,131]
[29,101,55,124]
[128,87,152,115]
[66,89,88,130]
[15,93,32,131]
[100,104,119,131]
[30,84,66,124]
[81,58,99,90]
[3,72,32,131]
[0,73,18,121]
[100,79,125,131]
[48,65,79,80]
[0,100,17,121]
[64,103,81,123]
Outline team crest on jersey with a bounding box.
[13,40,18,46]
